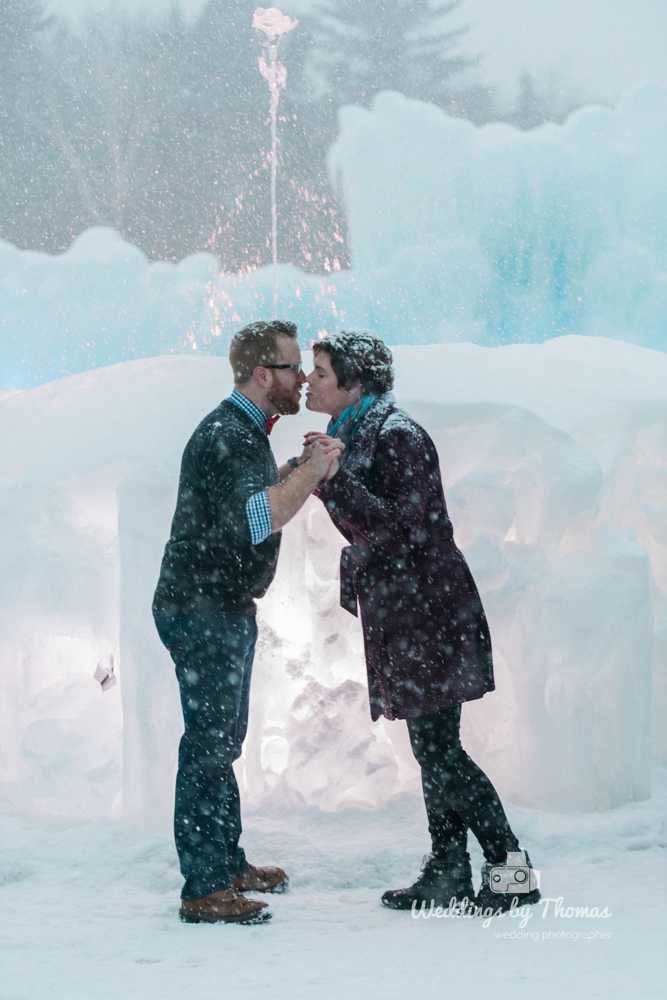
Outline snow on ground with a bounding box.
[2,769,665,999]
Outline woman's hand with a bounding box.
[308,438,343,481]
[296,443,312,466]
[304,432,345,453]
[304,433,344,480]
[294,434,344,467]
[324,453,340,480]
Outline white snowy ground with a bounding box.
[2,767,665,999]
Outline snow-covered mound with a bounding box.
[2,86,666,389]
[1,337,665,830]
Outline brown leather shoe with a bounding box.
[179,888,271,924]
[232,863,289,894]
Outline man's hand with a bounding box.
[305,434,344,481]
[267,438,344,532]
[307,437,343,479]
[278,435,343,481]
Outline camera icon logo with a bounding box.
[490,851,540,894]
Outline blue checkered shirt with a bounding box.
[228,390,273,545]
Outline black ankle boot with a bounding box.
[475,850,541,914]
[382,854,474,910]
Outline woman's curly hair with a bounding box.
[313,331,394,395]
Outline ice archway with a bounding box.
[1,337,664,830]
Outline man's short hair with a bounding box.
[313,331,394,395]
[229,320,298,384]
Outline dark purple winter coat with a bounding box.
[315,394,495,722]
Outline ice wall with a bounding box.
[2,86,666,390]
[1,337,665,830]
[329,86,667,348]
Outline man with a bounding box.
[153,320,341,925]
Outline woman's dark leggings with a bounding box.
[407,705,520,865]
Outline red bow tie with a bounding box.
[266,414,280,435]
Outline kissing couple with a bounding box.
[153,320,539,924]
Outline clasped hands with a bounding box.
[300,432,345,481]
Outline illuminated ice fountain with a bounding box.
[253,6,298,317]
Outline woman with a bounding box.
[302,331,539,912]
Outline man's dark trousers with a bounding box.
[154,611,257,901]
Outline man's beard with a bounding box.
[267,376,301,415]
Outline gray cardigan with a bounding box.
[153,399,280,617]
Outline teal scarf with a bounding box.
[327,394,378,445]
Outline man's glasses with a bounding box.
[262,362,303,375]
